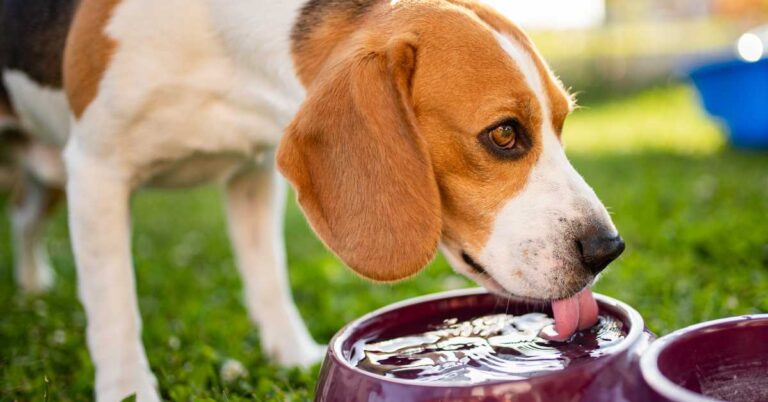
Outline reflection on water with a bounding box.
[351,313,625,384]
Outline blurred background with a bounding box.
[1,0,767,400]
[488,0,768,101]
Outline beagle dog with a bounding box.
[1,0,625,400]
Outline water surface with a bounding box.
[350,313,626,384]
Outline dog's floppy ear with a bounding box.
[278,35,441,282]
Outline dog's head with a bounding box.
[278,0,623,301]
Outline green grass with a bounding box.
[2,85,767,400]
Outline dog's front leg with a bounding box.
[225,157,325,367]
[65,141,159,402]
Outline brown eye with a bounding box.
[478,118,530,160]
[488,125,517,149]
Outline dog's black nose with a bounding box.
[577,234,625,274]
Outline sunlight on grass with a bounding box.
[564,85,725,154]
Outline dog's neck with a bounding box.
[205,0,384,92]
[205,0,306,70]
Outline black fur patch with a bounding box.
[0,75,11,115]
[292,0,379,46]
[0,0,79,88]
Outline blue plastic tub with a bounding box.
[689,58,768,149]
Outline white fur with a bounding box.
[225,160,325,366]
[470,32,617,300]
[20,142,67,187]
[65,1,318,400]
[2,70,68,292]
[4,1,317,401]
[65,140,159,402]
[2,69,70,145]
[10,142,66,292]
[4,2,617,400]
[75,0,302,179]
[11,173,57,292]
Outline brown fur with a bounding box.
[279,31,441,282]
[0,100,13,121]
[292,0,378,46]
[283,0,572,279]
[445,0,572,132]
[407,2,546,254]
[10,172,63,212]
[63,0,120,119]
[0,94,24,185]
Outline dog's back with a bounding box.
[1,0,76,88]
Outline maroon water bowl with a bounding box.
[640,314,768,402]
[315,288,655,402]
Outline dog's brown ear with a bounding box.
[278,36,441,282]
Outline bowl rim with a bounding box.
[329,288,645,387]
[639,314,768,402]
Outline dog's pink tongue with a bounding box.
[544,289,599,341]
[577,288,599,330]
[548,295,580,341]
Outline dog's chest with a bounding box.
[86,0,306,186]
[106,0,303,137]
[3,0,307,188]
[140,153,259,188]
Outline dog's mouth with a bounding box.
[460,251,488,276]
[458,250,599,341]
[460,251,508,294]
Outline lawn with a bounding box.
[1,85,767,401]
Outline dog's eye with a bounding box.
[479,119,529,159]
[488,125,517,149]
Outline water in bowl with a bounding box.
[350,313,626,384]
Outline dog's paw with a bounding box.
[116,389,159,402]
[264,339,327,368]
[96,368,159,402]
[98,386,160,402]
